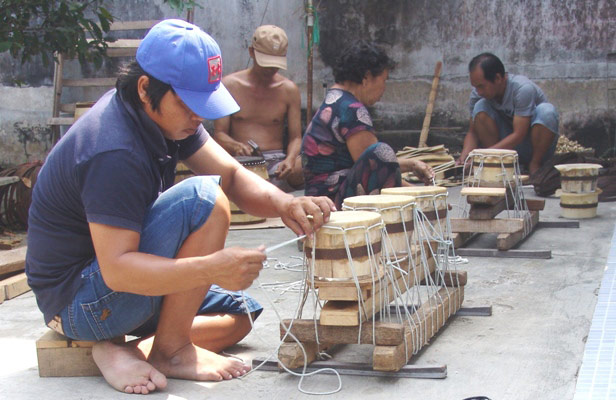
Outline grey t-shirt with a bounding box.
[469,74,548,122]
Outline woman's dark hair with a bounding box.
[115,61,173,112]
[333,41,396,84]
[468,52,505,82]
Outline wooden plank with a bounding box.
[277,342,333,370]
[36,330,125,377]
[48,117,75,126]
[0,246,27,275]
[1,272,30,299]
[452,232,474,248]
[317,285,370,301]
[373,286,464,371]
[468,198,507,220]
[62,77,117,87]
[0,176,19,186]
[280,319,405,346]
[450,217,524,233]
[537,220,580,228]
[497,211,539,250]
[461,187,506,205]
[319,257,436,326]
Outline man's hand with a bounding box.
[275,158,294,180]
[277,196,336,239]
[209,246,267,291]
[412,160,435,185]
[234,142,254,157]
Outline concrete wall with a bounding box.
[1,0,615,167]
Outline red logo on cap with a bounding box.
[208,56,222,83]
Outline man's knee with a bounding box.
[532,103,559,135]
[210,186,231,226]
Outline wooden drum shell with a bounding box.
[306,211,383,281]
[560,190,600,219]
[469,149,518,187]
[555,163,602,194]
[381,186,449,240]
[342,194,415,257]
[230,157,269,225]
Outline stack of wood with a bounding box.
[396,144,457,183]
[0,246,29,304]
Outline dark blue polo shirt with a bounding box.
[26,89,208,324]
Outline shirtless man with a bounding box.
[214,25,303,192]
[25,20,333,394]
[457,52,559,174]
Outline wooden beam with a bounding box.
[418,61,442,148]
[421,270,468,287]
[373,286,464,371]
[0,246,26,276]
[450,217,524,233]
[1,272,30,299]
[277,342,334,370]
[468,198,507,220]
[280,319,405,346]
[62,77,117,87]
[497,211,539,250]
[461,187,506,206]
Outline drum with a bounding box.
[468,149,518,187]
[230,156,269,225]
[342,194,415,257]
[555,163,602,194]
[306,210,384,282]
[560,190,600,219]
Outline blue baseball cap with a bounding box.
[136,19,239,119]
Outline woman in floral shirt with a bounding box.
[301,41,434,208]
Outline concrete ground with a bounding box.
[1,186,615,400]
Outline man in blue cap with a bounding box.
[26,19,334,394]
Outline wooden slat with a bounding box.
[62,77,117,87]
[1,272,30,299]
[0,246,27,276]
[422,270,467,287]
[450,217,524,233]
[48,117,75,126]
[460,187,507,197]
[372,286,464,371]
[280,320,405,346]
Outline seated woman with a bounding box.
[301,41,434,209]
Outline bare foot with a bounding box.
[148,342,250,381]
[92,341,168,394]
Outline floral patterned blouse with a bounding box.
[301,88,374,197]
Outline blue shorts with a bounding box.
[55,176,263,341]
[472,100,559,165]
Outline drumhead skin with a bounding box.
[469,148,518,157]
[343,194,415,209]
[381,186,447,197]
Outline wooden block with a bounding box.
[452,232,474,248]
[372,286,464,371]
[0,246,27,276]
[1,272,30,299]
[468,198,507,220]
[521,198,545,211]
[496,211,539,250]
[422,270,468,287]
[461,187,506,205]
[319,257,436,326]
[278,342,333,370]
[281,319,405,346]
[317,286,371,301]
[36,330,125,377]
[450,217,524,233]
[0,288,5,304]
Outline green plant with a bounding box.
[0,0,200,68]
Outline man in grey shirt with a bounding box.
[457,52,559,174]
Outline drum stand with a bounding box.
[450,185,548,257]
[271,250,467,375]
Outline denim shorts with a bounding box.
[55,176,263,341]
[472,100,559,165]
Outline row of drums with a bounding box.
[306,186,450,284]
